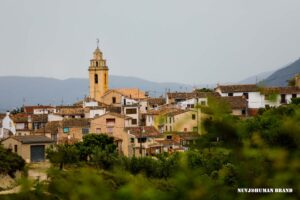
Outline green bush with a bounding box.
[0,146,25,177]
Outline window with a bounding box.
[292,94,297,98]
[242,109,246,115]
[132,119,137,125]
[94,74,98,84]
[138,137,147,143]
[192,114,196,120]
[166,135,172,140]
[201,101,206,105]
[63,127,69,133]
[106,118,116,127]
[243,93,249,99]
[14,145,18,153]
[126,108,137,114]
[165,126,168,132]
[130,138,135,143]
[112,97,116,104]
[191,104,194,108]
[96,128,101,133]
[104,74,107,85]
[82,128,89,135]
[96,61,98,67]
[170,126,172,132]
[265,104,270,109]
[184,128,187,132]
[107,127,114,133]
[228,93,233,96]
[169,117,172,123]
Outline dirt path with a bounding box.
[0,162,51,195]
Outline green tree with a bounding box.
[76,134,117,161]
[0,146,25,177]
[46,144,79,170]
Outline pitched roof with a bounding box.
[62,118,90,127]
[166,109,191,116]
[260,87,300,94]
[125,126,160,138]
[57,107,85,115]
[73,97,109,107]
[12,114,47,123]
[5,135,54,144]
[24,105,54,114]
[216,84,258,93]
[34,121,61,134]
[167,91,219,99]
[146,107,180,115]
[221,96,248,109]
[104,88,146,99]
[93,112,132,120]
[147,98,166,106]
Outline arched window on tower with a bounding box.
[104,74,107,85]
[96,61,98,67]
[94,74,98,84]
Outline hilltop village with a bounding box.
[1,46,300,162]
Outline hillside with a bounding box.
[0,76,194,111]
[260,58,300,86]
[238,71,274,84]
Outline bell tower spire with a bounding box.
[88,39,109,101]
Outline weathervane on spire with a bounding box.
[96,38,99,48]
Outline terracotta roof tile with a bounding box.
[221,96,248,109]
[125,126,160,138]
[147,98,166,106]
[12,114,47,123]
[23,105,54,114]
[8,135,54,144]
[167,91,219,99]
[217,84,258,93]
[260,87,300,94]
[62,118,90,127]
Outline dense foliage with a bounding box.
[2,103,300,200]
[0,146,25,177]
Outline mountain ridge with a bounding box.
[0,75,196,111]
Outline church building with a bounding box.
[88,43,109,102]
[88,42,146,104]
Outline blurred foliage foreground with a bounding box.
[2,102,300,200]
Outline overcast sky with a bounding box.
[1,0,300,85]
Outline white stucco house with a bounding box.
[215,84,300,115]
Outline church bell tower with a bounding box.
[89,40,109,101]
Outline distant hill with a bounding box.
[0,76,195,111]
[260,58,300,86]
[239,71,274,84]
